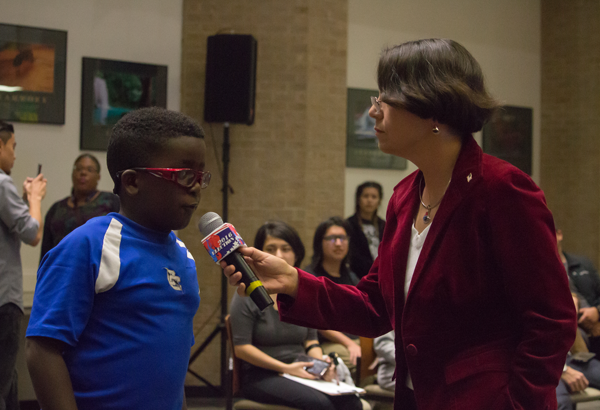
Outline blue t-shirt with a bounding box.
[27,213,200,410]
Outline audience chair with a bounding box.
[358,337,377,387]
[359,337,395,409]
[570,386,600,404]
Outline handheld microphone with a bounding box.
[198,212,273,311]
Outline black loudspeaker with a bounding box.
[204,34,257,125]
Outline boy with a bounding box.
[0,120,46,410]
[25,108,209,410]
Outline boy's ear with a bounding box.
[120,170,139,196]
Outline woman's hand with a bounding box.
[346,341,362,366]
[562,367,589,393]
[283,361,317,380]
[321,356,337,383]
[220,246,299,298]
[579,307,600,327]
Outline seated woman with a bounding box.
[230,220,363,410]
[40,154,119,261]
[304,217,362,378]
[346,181,385,279]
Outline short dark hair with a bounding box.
[355,181,383,217]
[0,121,14,144]
[107,107,204,194]
[254,221,306,268]
[377,38,499,136]
[74,153,101,173]
[310,216,351,269]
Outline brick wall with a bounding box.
[180,0,348,386]
[541,0,600,266]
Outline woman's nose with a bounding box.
[275,249,284,258]
[368,104,378,118]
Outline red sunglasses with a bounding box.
[116,168,211,189]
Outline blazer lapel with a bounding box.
[406,137,483,298]
[389,177,421,316]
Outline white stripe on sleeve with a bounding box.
[176,239,195,261]
[95,218,123,293]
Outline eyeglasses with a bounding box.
[73,165,99,174]
[371,96,382,115]
[116,168,211,189]
[323,235,349,243]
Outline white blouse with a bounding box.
[404,222,431,389]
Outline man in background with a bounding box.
[557,229,600,355]
[0,120,46,410]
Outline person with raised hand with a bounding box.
[0,120,47,410]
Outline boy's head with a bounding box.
[0,121,16,175]
[107,107,208,232]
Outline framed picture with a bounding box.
[346,88,407,170]
[482,105,532,175]
[80,57,167,151]
[0,23,67,124]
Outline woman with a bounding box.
[304,217,362,376]
[224,39,576,410]
[40,154,119,261]
[305,217,359,286]
[229,221,363,410]
[347,182,385,279]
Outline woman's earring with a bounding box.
[433,126,440,134]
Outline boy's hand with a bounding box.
[220,246,299,298]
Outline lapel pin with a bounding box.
[467,173,472,183]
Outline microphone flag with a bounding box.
[201,223,246,263]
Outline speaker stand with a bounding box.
[187,123,230,398]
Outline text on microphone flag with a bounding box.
[201,223,246,263]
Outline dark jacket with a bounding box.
[565,252,600,308]
[280,136,576,410]
[346,213,385,279]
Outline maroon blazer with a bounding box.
[279,136,576,410]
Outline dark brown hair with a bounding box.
[254,221,305,268]
[0,121,14,144]
[310,216,351,269]
[377,39,499,137]
[355,181,383,219]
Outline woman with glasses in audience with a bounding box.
[40,154,119,261]
[229,220,362,410]
[347,182,385,279]
[222,39,576,410]
[304,217,362,379]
